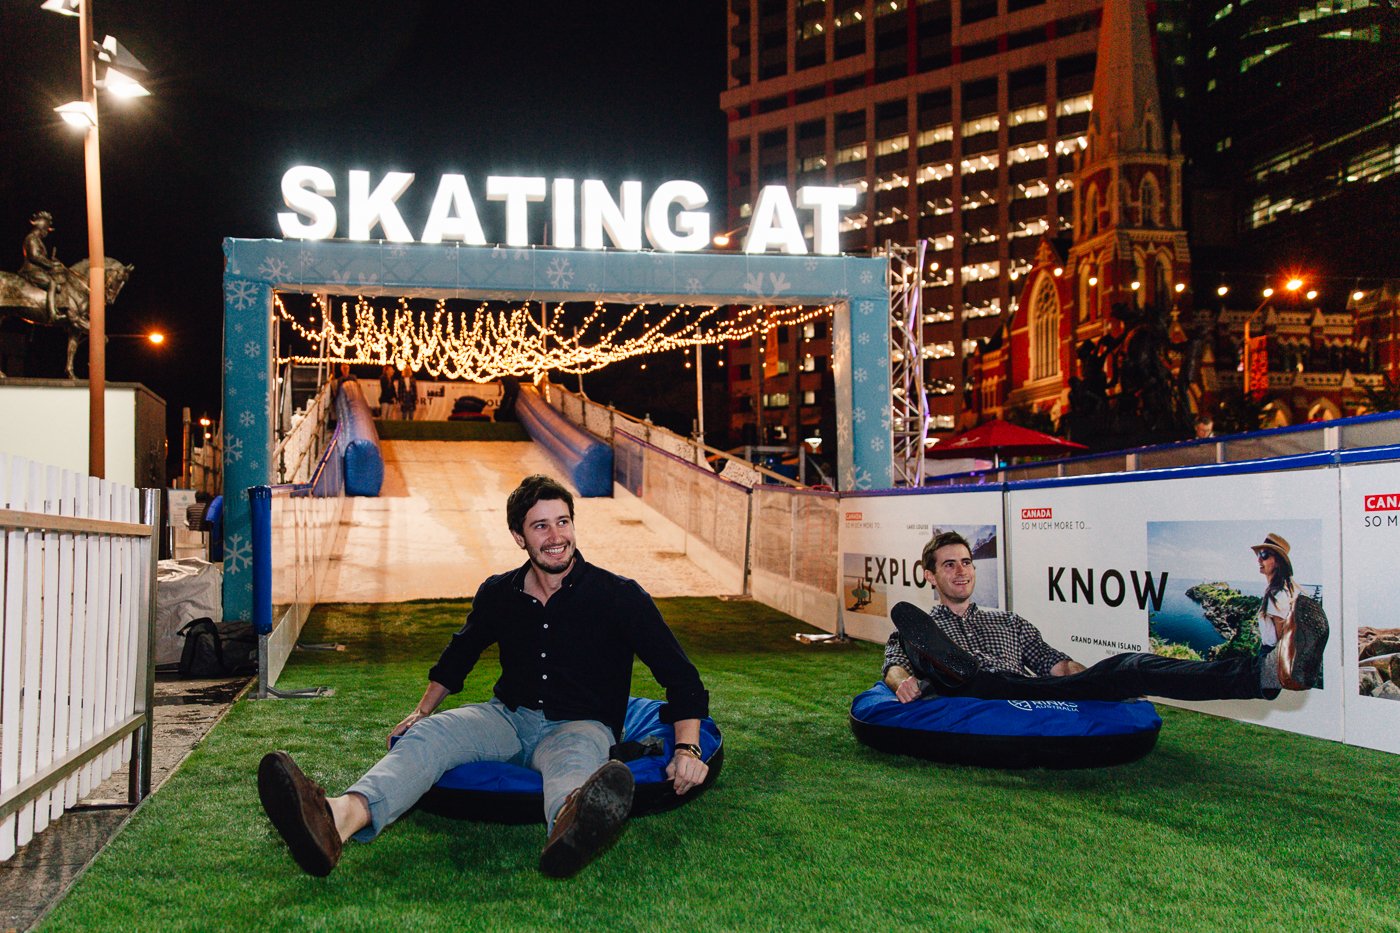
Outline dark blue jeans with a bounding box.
[945,651,1276,702]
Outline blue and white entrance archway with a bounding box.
[221,238,892,621]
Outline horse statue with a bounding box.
[0,257,133,379]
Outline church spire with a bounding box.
[1087,0,1165,159]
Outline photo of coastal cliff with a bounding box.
[1359,627,1400,701]
[1144,520,1325,661]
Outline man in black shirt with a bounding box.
[258,475,710,878]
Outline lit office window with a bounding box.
[876,134,910,156]
[1009,103,1047,126]
[961,114,1000,138]
[1055,94,1093,117]
[917,124,954,147]
[836,143,868,164]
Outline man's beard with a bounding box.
[529,544,574,575]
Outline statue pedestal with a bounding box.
[0,377,166,487]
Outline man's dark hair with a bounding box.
[506,474,575,533]
[921,530,971,570]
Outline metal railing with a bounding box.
[928,409,1400,486]
[0,454,159,862]
[545,383,802,489]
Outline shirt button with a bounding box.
[542,674,548,680]
[543,624,549,629]
[540,652,546,658]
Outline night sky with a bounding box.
[0,1,728,446]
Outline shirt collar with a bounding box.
[932,600,977,619]
[510,550,588,593]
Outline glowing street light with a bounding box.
[110,331,165,345]
[1244,278,1303,395]
[1217,285,1230,297]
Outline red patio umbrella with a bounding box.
[926,418,1088,461]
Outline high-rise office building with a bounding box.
[720,0,1109,448]
[1186,0,1398,280]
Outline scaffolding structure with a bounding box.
[878,239,929,486]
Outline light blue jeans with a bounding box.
[345,698,612,842]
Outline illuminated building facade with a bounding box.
[719,0,1109,447]
[1186,0,1400,277]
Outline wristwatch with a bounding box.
[674,742,702,759]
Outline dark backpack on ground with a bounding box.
[177,617,258,678]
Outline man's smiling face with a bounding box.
[926,542,976,606]
[512,498,576,575]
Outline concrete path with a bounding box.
[319,440,724,601]
[0,675,248,932]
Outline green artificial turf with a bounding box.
[374,420,529,441]
[44,598,1400,932]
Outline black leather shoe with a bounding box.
[539,760,634,878]
[890,602,979,689]
[258,751,343,877]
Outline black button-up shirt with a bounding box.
[428,552,709,739]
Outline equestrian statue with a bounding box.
[0,211,134,379]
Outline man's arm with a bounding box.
[882,634,927,703]
[1014,614,1078,677]
[884,664,926,703]
[388,681,450,747]
[665,718,708,795]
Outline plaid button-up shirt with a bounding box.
[883,601,1070,679]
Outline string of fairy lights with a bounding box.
[274,294,836,382]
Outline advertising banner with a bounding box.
[838,488,1004,644]
[1339,460,1400,754]
[1006,469,1343,741]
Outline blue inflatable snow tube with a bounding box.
[515,385,613,497]
[850,683,1161,769]
[335,380,384,497]
[403,697,723,824]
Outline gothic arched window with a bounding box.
[1031,275,1062,381]
[1140,175,1160,228]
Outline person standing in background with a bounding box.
[379,364,400,420]
[399,363,419,421]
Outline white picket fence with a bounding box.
[0,453,159,862]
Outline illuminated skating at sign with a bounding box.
[277,167,859,255]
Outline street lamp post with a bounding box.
[77,0,106,477]
[44,0,149,478]
[1242,278,1304,396]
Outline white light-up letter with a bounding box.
[744,186,808,254]
[420,174,487,245]
[645,180,710,252]
[552,178,576,249]
[348,170,416,242]
[797,185,859,255]
[278,165,337,240]
[581,179,643,251]
[486,176,547,247]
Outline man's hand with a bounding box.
[895,676,926,703]
[1051,659,1086,677]
[388,710,427,748]
[666,752,708,795]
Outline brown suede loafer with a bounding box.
[539,760,635,878]
[257,750,343,877]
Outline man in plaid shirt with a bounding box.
[884,531,1325,703]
